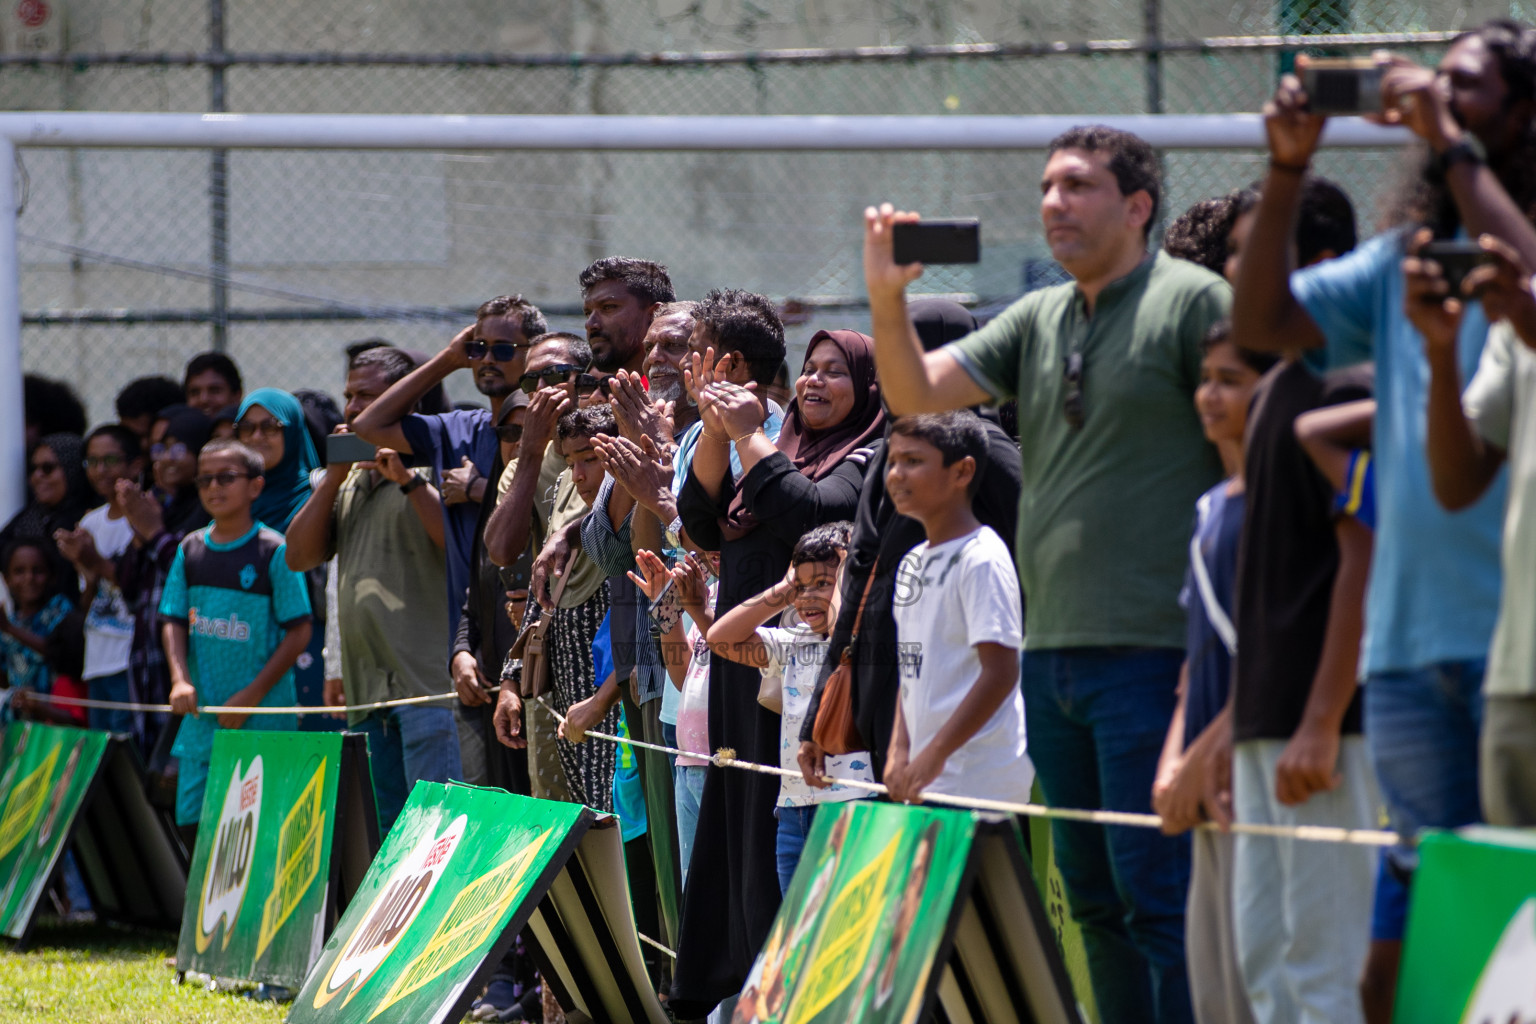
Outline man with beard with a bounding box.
[581,257,675,373]
[571,263,687,977]
[353,294,547,783]
[1234,22,1536,1021]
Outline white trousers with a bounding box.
[1232,737,1379,1024]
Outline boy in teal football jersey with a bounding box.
[160,440,313,832]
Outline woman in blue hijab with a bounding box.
[234,388,320,533]
[234,387,332,729]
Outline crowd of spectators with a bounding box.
[5,19,1536,1024]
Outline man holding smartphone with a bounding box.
[864,124,1229,1024]
[284,345,455,833]
[1232,20,1536,1015]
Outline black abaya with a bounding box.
[669,449,867,1017]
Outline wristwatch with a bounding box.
[399,476,425,495]
[1437,137,1484,174]
[664,514,685,549]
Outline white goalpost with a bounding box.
[0,110,1411,522]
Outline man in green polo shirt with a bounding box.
[864,125,1228,1024]
[285,345,459,834]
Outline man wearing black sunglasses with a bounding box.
[352,295,546,781]
[863,125,1231,1024]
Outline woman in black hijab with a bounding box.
[798,299,1023,785]
[1,433,99,602]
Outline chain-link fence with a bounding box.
[6,0,1528,419]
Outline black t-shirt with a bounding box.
[1232,359,1373,743]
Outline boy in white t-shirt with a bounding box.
[884,411,1032,805]
[54,425,144,735]
[707,520,874,894]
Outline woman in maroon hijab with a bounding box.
[673,329,886,1017]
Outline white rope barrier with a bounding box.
[637,932,677,960]
[530,699,1401,849]
[22,687,481,716]
[16,687,1400,848]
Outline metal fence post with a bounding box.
[0,138,26,525]
[209,0,229,354]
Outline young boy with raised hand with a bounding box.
[706,520,874,893]
[882,411,1032,806]
[160,440,313,836]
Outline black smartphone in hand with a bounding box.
[325,432,377,463]
[892,219,981,265]
[1299,57,1385,115]
[1420,240,1492,297]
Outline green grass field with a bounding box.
[0,921,287,1024]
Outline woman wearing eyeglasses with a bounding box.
[115,405,214,760]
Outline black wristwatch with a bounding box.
[399,476,426,495]
[1437,138,1484,174]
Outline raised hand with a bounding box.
[683,347,728,436]
[1264,61,1328,170]
[53,527,97,572]
[1403,228,1465,356]
[701,380,765,440]
[626,548,673,603]
[672,553,711,608]
[520,386,573,459]
[608,369,675,449]
[116,478,164,542]
[594,434,675,517]
[1376,55,1461,149]
[1467,233,1536,349]
[863,203,926,302]
[373,448,414,486]
[443,322,478,369]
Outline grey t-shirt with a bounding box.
[1465,321,1536,696]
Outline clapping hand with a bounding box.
[593,434,675,517]
[116,478,164,542]
[627,549,673,603]
[608,370,675,449]
[672,553,711,608]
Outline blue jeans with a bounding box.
[675,764,706,887]
[1023,646,1193,1024]
[775,804,818,896]
[1364,659,1484,889]
[352,705,463,833]
[86,670,133,735]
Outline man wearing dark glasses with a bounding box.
[863,126,1230,1024]
[352,295,547,780]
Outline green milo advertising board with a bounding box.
[1395,827,1536,1024]
[0,722,110,939]
[290,781,667,1024]
[734,800,1078,1024]
[177,730,366,989]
